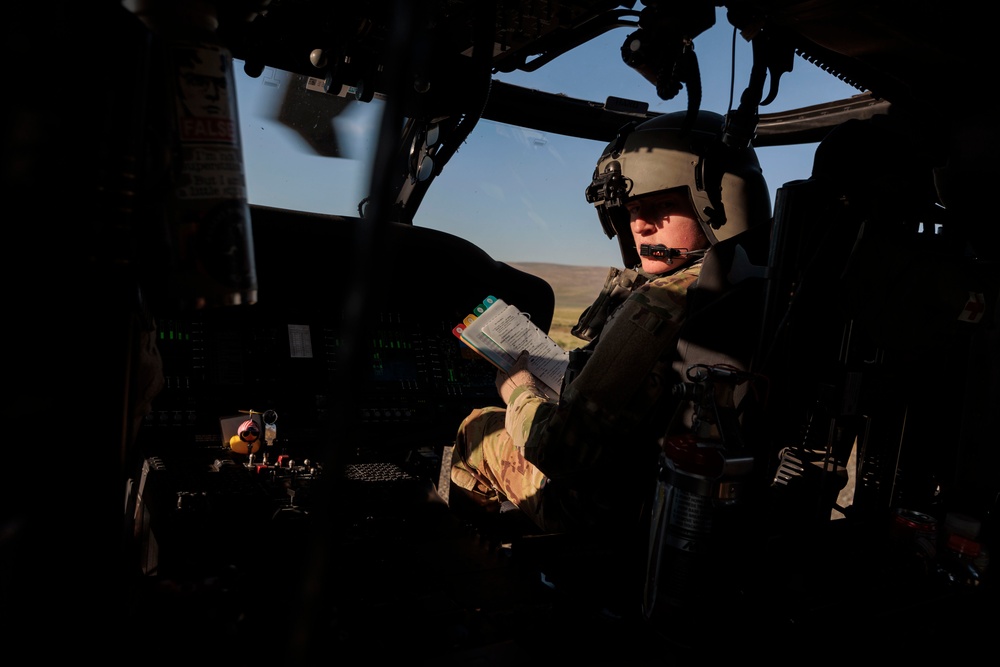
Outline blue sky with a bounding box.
[238,8,859,267]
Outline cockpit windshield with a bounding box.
[236,7,858,267]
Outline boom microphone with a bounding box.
[639,244,709,261]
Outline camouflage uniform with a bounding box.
[451,262,702,532]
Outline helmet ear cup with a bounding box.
[696,150,727,240]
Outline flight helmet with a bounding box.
[585,110,771,268]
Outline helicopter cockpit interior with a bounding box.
[4,1,997,663]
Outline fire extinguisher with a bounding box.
[642,364,758,639]
[129,0,258,311]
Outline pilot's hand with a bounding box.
[496,350,542,404]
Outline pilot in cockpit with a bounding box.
[448,110,772,535]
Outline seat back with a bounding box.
[749,114,999,541]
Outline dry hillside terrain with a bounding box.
[507,262,611,350]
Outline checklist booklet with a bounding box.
[453,296,568,399]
